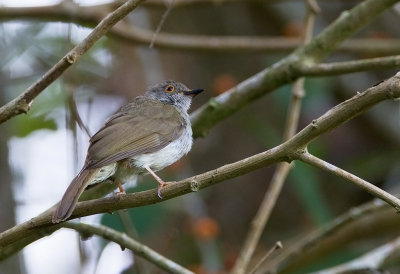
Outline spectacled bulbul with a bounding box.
[52,80,203,223]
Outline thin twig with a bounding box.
[248,241,283,274]
[149,0,175,48]
[296,151,400,212]
[0,0,145,124]
[62,222,194,274]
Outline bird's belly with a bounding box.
[132,127,193,171]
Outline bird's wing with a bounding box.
[86,97,185,169]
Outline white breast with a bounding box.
[132,124,193,171]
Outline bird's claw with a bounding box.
[157,182,169,199]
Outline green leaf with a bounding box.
[10,114,57,137]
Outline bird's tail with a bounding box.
[52,168,98,223]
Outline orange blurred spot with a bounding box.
[211,74,237,95]
[282,21,304,38]
[192,217,219,241]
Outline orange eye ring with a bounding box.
[165,85,175,93]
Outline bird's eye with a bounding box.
[165,85,175,93]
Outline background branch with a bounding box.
[0,0,398,129]
[62,222,194,274]
[0,0,145,124]
[248,241,283,274]
[311,236,400,274]
[2,4,400,54]
[191,0,400,137]
[267,198,394,272]
[231,1,318,272]
[299,55,400,76]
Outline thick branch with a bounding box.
[0,0,145,124]
[62,222,194,274]
[0,72,399,260]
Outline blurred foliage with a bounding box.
[289,162,333,226]
[10,114,57,137]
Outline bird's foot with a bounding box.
[117,181,126,195]
[157,182,170,199]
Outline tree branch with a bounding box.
[297,151,400,212]
[1,71,399,261]
[191,0,400,137]
[1,4,400,54]
[248,241,283,274]
[266,198,392,272]
[299,55,400,76]
[0,0,146,124]
[62,222,194,274]
[0,1,398,126]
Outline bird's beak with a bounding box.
[183,88,204,96]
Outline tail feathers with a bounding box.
[52,168,98,223]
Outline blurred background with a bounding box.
[1,0,400,273]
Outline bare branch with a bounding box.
[143,0,361,8]
[248,241,283,274]
[1,5,400,54]
[297,151,400,212]
[0,0,145,124]
[62,222,194,274]
[191,0,400,137]
[299,55,400,76]
[149,0,176,48]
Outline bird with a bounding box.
[52,80,203,223]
